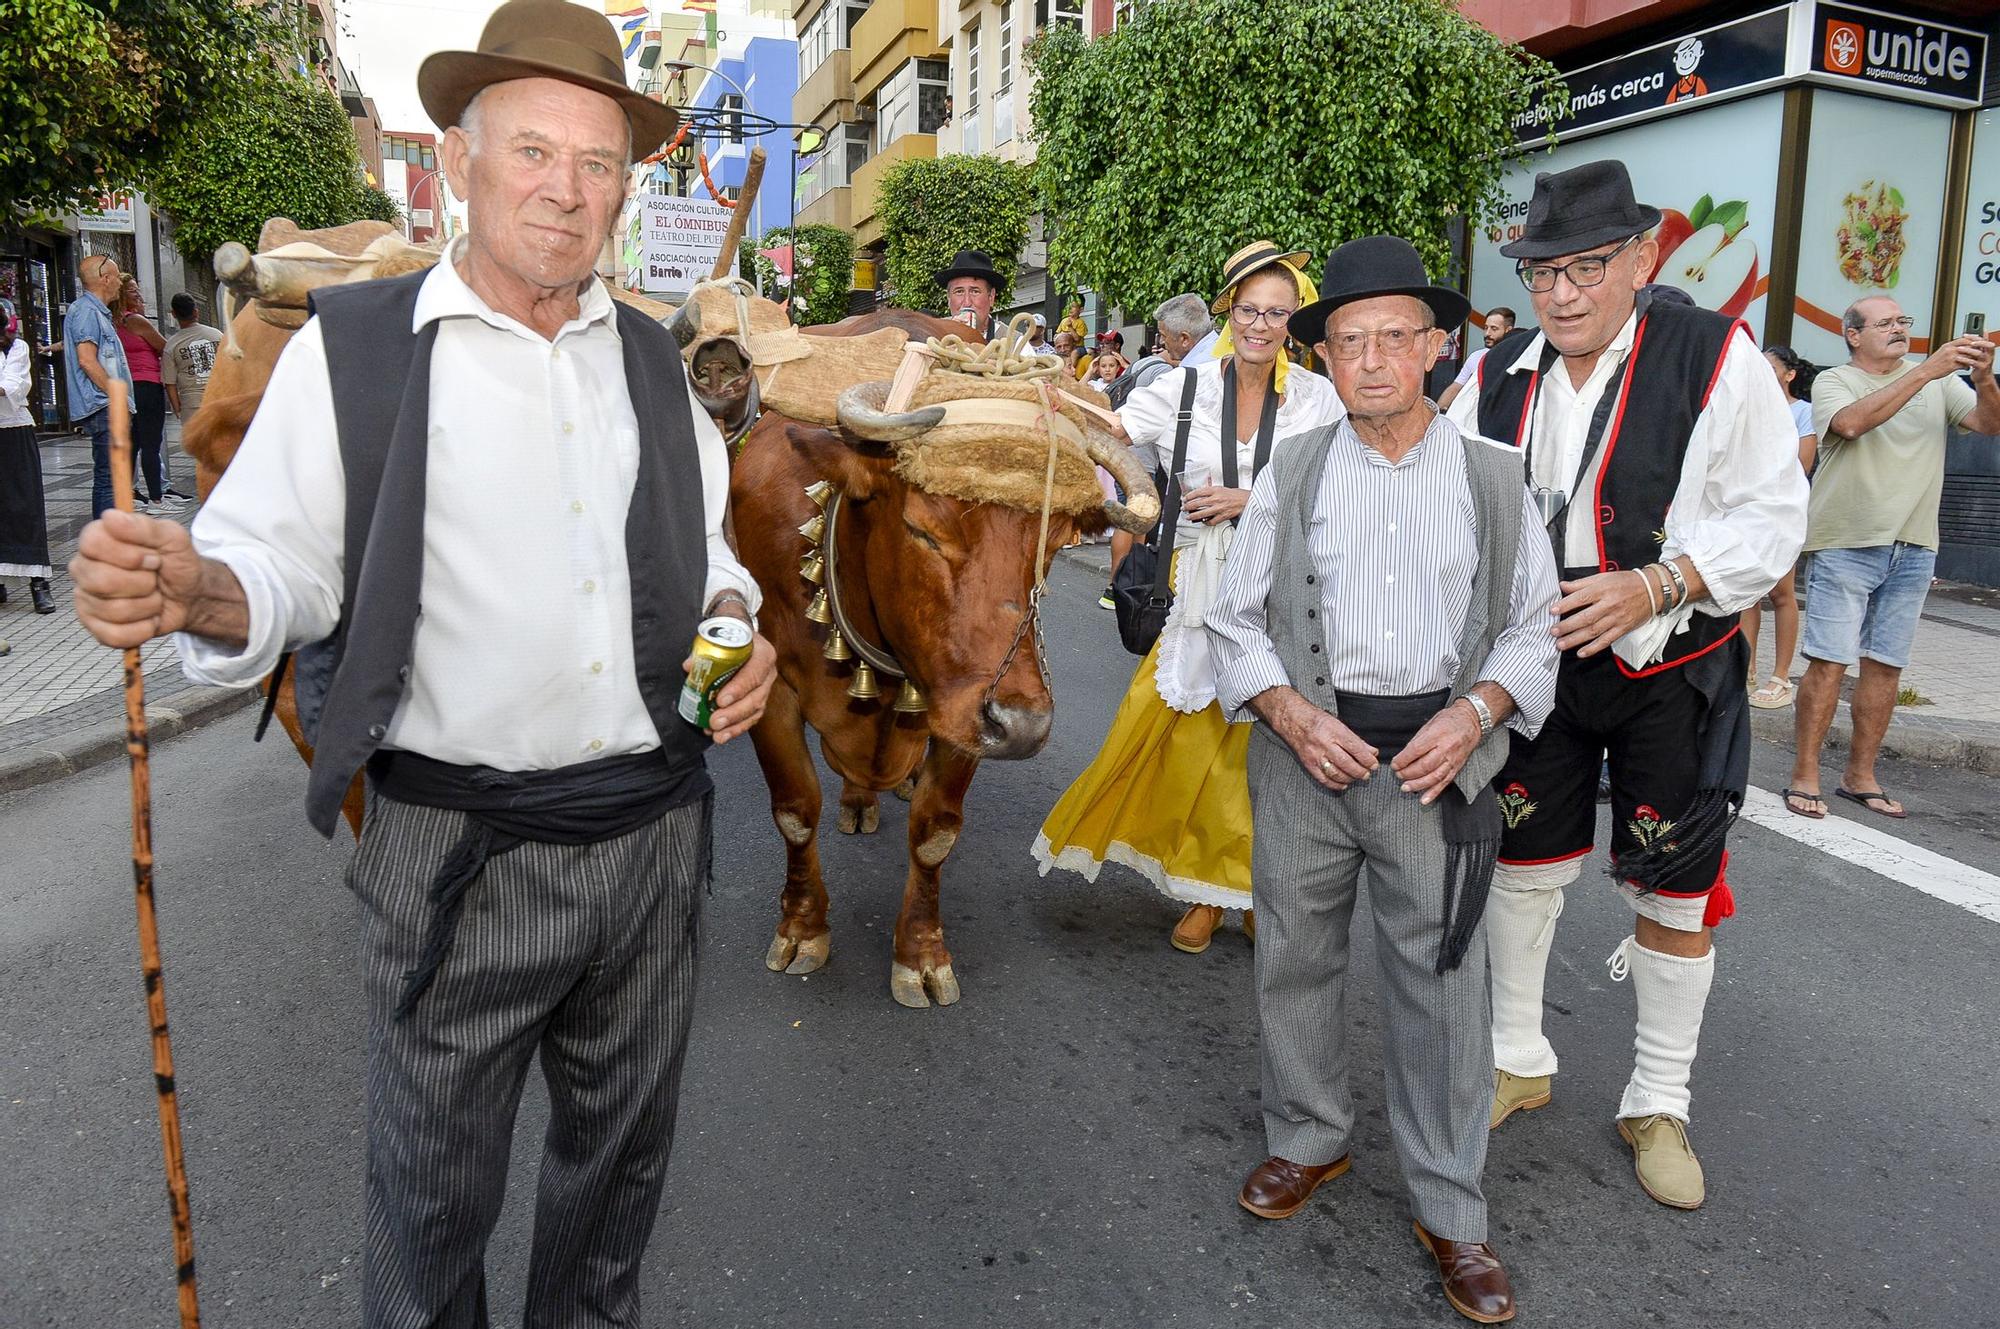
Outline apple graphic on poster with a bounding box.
[1645,195,1759,317]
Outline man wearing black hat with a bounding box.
[1445,160,1806,1211]
[933,248,1015,344]
[70,1,776,1322]
[1208,234,1560,1325]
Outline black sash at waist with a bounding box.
[1334,688,1451,755]
[367,746,712,1019]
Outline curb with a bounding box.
[0,685,261,796]
[1745,707,2000,775]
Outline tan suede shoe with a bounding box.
[1242,909,1256,943]
[1617,1113,1705,1209]
[1170,905,1223,954]
[1489,1069,1552,1130]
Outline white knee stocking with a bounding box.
[1610,937,1714,1123]
[1487,860,1578,1077]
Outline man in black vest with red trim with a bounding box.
[69,2,778,1323]
[1446,161,1806,1211]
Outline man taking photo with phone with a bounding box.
[1788,300,2000,820]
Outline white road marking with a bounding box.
[1741,785,2000,923]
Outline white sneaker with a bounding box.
[156,493,189,510]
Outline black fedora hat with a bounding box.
[933,248,1004,291]
[1287,235,1470,347]
[1497,160,1662,260]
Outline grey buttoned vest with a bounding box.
[1249,421,1526,802]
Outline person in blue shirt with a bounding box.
[61,253,136,518]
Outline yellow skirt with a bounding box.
[1031,637,1253,909]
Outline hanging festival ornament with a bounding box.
[800,551,825,585]
[805,479,834,508]
[822,629,853,663]
[847,661,881,701]
[805,589,833,624]
[797,513,826,545]
[891,679,928,714]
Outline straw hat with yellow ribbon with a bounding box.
[1209,241,1319,393]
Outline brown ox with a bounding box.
[715,310,1159,1007]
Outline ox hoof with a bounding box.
[892,776,917,802]
[837,803,881,835]
[766,931,831,973]
[889,961,961,1009]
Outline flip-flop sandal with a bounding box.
[1837,787,1907,819]
[1782,788,1826,819]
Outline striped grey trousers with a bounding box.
[346,791,710,1329]
[1247,730,1493,1243]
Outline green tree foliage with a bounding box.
[750,223,855,326]
[875,155,1034,315]
[1028,0,1566,311]
[147,69,391,265]
[353,184,403,227]
[1,0,270,210]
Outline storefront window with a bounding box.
[1949,109,2000,345]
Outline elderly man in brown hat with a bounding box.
[68,2,774,1323]
[1446,160,1805,1212]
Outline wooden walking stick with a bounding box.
[105,380,203,1329]
[709,145,768,281]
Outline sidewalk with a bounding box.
[1057,542,2000,774]
[0,421,257,793]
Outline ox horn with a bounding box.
[835,380,945,444]
[667,300,700,348]
[1083,428,1163,534]
[213,243,360,308]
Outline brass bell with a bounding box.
[891,679,927,714]
[805,589,832,624]
[822,629,853,663]
[797,513,826,545]
[847,661,881,701]
[800,551,825,585]
[805,479,834,508]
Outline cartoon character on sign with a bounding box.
[1666,36,1708,103]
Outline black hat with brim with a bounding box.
[1287,235,1471,347]
[1497,159,1663,261]
[933,248,1004,291]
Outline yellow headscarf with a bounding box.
[1212,256,1318,394]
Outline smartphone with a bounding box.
[1968,312,1987,338]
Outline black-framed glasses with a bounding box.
[1515,234,1639,294]
[1230,303,1296,328]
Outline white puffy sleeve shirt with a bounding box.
[177,250,760,771]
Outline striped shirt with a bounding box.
[1207,415,1561,736]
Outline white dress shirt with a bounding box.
[1118,361,1345,711]
[1207,416,1560,736]
[179,241,760,771]
[0,339,34,429]
[1446,312,1807,669]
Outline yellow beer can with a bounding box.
[678,616,755,728]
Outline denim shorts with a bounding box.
[1801,543,1935,669]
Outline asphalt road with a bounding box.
[5,552,1998,1328]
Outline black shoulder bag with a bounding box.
[1111,369,1199,655]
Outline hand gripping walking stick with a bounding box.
[105,381,203,1329]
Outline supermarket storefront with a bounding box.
[1462,1,2000,580]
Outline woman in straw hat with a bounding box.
[1033,242,1344,954]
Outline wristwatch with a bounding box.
[1460,692,1495,738]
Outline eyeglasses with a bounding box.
[1230,303,1295,328]
[1325,325,1432,360]
[1865,315,1916,332]
[1515,234,1639,293]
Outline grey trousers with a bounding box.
[1248,731,1493,1242]
[346,792,710,1329]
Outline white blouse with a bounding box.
[0,340,34,429]
[1116,360,1346,713]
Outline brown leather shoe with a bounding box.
[1236,1153,1350,1219]
[1414,1221,1516,1323]
[1170,904,1224,954]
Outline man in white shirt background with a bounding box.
[68,2,777,1324]
[1435,304,1517,412]
[1446,160,1805,1213]
[159,292,222,503]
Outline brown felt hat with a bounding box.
[418,0,678,161]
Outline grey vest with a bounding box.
[1251,421,1525,802]
[293,270,711,837]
